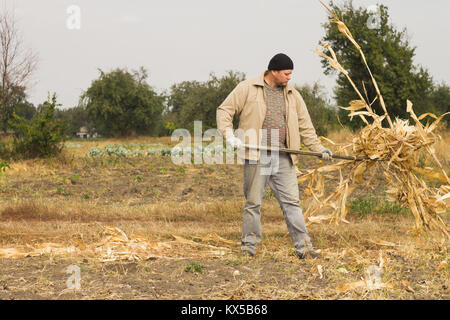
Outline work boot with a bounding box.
[297,250,321,260]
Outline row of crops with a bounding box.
[86,144,231,157]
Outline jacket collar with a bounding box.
[251,73,294,93]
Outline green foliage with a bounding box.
[417,153,427,169]
[86,144,179,158]
[225,257,245,266]
[164,121,178,135]
[8,94,67,159]
[168,71,245,132]
[295,82,338,136]
[87,147,104,157]
[0,141,13,159]
[14,100,36,121]
[70,175,80,184]
[56,186,70,196]
[104,144,133,157]
[349,195,409,217]
[0,85,29,133]
[184,261,206,274]
[56,105,94,137]
[0,161,9,177]
[421,83,450,126]
[321,1,434,129]
[82,67,166,137]
[176,167,186,174]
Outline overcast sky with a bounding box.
[4,0,450,108]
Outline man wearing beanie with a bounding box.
[216,53,332,260]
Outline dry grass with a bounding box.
[0,194,448,299]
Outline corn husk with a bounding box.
[303,3,450,239]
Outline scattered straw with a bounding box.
[0,226,237,261]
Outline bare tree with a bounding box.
[0,8,38,133]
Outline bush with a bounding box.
[8,94,67,159]
[349,195,410,217]
[168,71,246,132]
[164,121,178,135]
[184,261,206,274]
[0,141,13,159]
[83,67,166,137]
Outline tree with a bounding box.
[0,9,38,133]
[14,99,36,121]
[168,71,245,132]
[296,82,338,136]
[55,105,93,137]
[82,67,166,137]
[3,83,36,120]
[9,94,67,159]
[320,1,434,129]
[424,83,450,127]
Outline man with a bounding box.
[216,53,332,259]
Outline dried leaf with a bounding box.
[352,162,367,184]
[418,113,438,121]
[437,193,450,202]
[367,239,400,247]
[412,167,447,183]
[401,280,415,293]
[337,267,349,274]
[437,260,448,272]
[307,215,333,225]
[342,100,369,112]
[317,265,324,279]
[336,280,366,293]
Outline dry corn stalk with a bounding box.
[0,226,237,261]
[301,2,450,238]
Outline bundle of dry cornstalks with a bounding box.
[300,2,449,238]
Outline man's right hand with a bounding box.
[226,135,243,149]
[321,148,333,161]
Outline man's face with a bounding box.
[273,70,292,87]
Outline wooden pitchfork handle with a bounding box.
[242,144,369,161]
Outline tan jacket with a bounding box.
[216,73,325,165]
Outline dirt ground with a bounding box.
[0,140,449,300]
[0,235,448,300]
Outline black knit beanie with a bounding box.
[268,53,294,71]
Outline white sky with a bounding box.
[4,0,450,108]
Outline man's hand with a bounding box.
[226,134,243,149]
[321,148,332,161]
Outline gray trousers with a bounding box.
[242,152,313,255]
